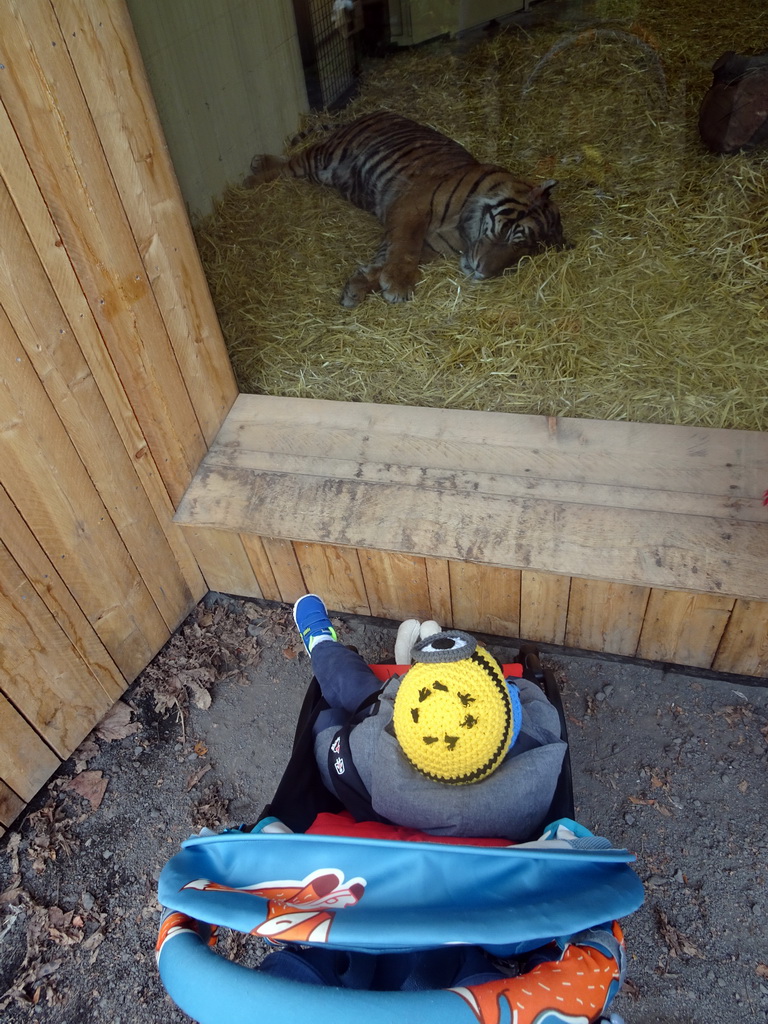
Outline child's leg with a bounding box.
[293,594,381,713]
[310,639,381,713]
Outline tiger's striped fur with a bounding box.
[244,111,565,308]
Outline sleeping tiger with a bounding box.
[244,111,566,308]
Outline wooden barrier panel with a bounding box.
[0,0,237,821]
[178,395,768,602]
[175,397,768,678]
[185,530,768,679]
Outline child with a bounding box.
[294,594,567,842]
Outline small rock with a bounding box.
[102,850,113,860]
[673,868,685,883]
[82,892,95,911]
[624,813,636,825]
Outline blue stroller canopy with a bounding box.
[157,818,643,1023]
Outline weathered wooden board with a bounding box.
[0,175,198,632]
[425,557,453,627]
[0,0,206,505]
[713,600,768,677]
[0,95,207,604]
[0,693,60,803]
[0,307,169,679]
[0,778,25,828]
[0,484,124,703]
[241,536,282,603]
[636,590,736,668]
[0,539,117,758]
[449,561,522,637]
[260,538,307,604]
[176,395,768,601]
[294,542,370,615]
[57,1,238,444]
[358,551,433,621]
[185,529,263,600]
[565,578,650,656]
[520,571,571,645]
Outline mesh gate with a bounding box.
[293,0,363,109]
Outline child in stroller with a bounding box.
[156,596,643,1024]
[293,593,568,842]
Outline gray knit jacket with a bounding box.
[315,676,567,841]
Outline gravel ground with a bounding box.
[1,593,767,1023]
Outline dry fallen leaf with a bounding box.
[621,978,641,1000]
[756,963,768,978]
[656,907,703,958]
[64,771,108,810]
[95,701,141,742]
[186,763,212,792]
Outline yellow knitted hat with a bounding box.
[392,631,520,785]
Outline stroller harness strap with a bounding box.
[327,688,388,824]
[328,723,386,823]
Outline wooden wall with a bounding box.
[173,535,768,678]
[125,0,307,218]
[0,0,238,834]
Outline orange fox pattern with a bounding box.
[449,924,625,1024]
[179,868,366,944]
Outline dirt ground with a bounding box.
[1,593,767,1023]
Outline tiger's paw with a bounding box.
[243,154,285,187]
[380,267,417,304]
[340,267,381,308]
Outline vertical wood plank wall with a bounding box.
[0,0,238,829]
[187,535,768,679]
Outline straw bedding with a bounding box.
[195,0,768,431]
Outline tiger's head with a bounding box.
[458,177,566,281]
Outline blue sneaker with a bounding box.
[293,594,337,654]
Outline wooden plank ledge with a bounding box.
[174,395,768,601]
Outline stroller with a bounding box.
[156,640,644,1024]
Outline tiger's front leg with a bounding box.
[377,202,431,304]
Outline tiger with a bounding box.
[244,111,566,308]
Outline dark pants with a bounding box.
[310,640,382,714]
